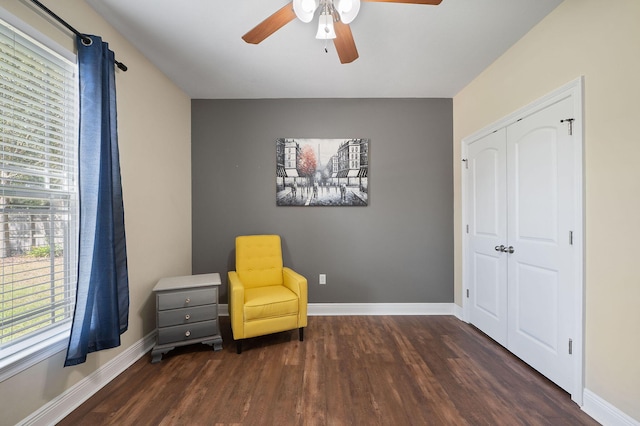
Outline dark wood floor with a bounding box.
[58,316,598,425]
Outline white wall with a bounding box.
[453,0,640,421]
[0,1,192,424]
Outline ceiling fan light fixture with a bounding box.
[315,12,336,40]
[336,0,360,24]
[293,0,319,23]
[243,0,442,63]
[302,0,318,11]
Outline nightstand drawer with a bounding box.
[158,320,218,345]
[158,305,217,327]
[157,287,217,310]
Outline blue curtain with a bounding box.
[65,35,129,367]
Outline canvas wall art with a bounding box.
[276,138,369,206]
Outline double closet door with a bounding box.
[465,95,577,393]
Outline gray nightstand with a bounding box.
[151,273,223,363]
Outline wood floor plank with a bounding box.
[58,316,599,426]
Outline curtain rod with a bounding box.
[28,0,128,71]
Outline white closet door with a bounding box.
[506,96,575,392]
[467,129,508,346]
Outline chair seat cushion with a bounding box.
[244,285,299,321]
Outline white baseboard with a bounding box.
[452,303,464,320]
[18,331,156,426]
[582,389,640,426]
[307,302,458,316]
[220,302,459,317]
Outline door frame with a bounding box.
[460,77,584,405]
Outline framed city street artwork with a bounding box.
[276,138,369,206]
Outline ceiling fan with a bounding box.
[242,0,442,64]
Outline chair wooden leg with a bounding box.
[236,340,242,354]
[299,327,304,342]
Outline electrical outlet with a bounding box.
[319,274,326,285]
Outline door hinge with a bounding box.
[561,118,575,135]
[462,158,468,169]
[466,224,469,234]
[466,289,470,298]
[568,338,573,355]
[569,231,574,245]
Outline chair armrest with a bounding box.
[283,267,307,327]
[228,271,245,340]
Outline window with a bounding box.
[0,17,78,378]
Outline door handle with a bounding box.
[494,245,514,253]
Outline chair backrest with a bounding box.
[236,235,284,288]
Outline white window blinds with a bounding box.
[0,19,78,353]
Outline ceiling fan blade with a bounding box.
[362,0,442,4]
[333,21,359,64]
[242,2,297,44]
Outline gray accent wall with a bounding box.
[192,98,453,304]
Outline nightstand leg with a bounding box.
[151,347,174,363]
[202,336,223,352]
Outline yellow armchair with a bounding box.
[228,235,307,353]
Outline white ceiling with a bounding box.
[85,0,563,99]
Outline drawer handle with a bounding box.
[185,330,191,337]
[185,314,191,320]
[185,298,191,305]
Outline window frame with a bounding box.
[0,8,78,381]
